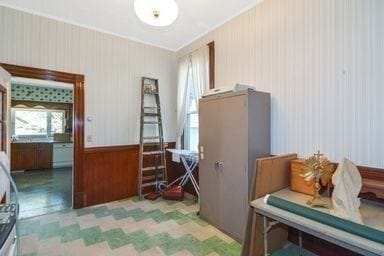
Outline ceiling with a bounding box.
[0,0,264,51]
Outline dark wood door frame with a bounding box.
[0,63,85,209]
[0,84,7,153]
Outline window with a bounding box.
[180,42,213,151]
[184,67,199,152]
[11,108,65,137]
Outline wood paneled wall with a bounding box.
[79,145,384,208]
[81,145,138,207]
[79,142,199,207]
[166,146,199,197]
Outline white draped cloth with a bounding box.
[175,55,190,149]
[331,158,363,224]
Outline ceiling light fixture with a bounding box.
[134,0,179,27]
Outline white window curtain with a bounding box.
[190,46,210,110]
[176,45,210,149]
[176,55,190,148]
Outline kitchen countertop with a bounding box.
[11,140,72,144]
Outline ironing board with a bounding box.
[167,149,199,197]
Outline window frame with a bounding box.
[11,107,66,138]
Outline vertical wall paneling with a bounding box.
[82,145,138,206]
[0,6,177,148]
[177,0,384,168]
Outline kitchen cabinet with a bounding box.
[11,143,53,171]
[199,90,270,241]
[37,143,53,169]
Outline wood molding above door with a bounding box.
[0,63,85,209]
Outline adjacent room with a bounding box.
[0,0,383,256]
[10,77,73,218]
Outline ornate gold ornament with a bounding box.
[301,150,334,208]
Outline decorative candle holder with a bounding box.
[301,150,334,208]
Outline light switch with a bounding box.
[200,146,204,153]
[200,153,204,160]
[87,135,92,142]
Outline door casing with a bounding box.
[0,63,85,209]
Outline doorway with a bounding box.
[0,63,85,213]
[10,77,74,218]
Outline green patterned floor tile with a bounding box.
[150,232,172,246]
[102,228,129,249]
[19,197,243,256]
[182,235,213,256]
[75,205,111,218]
[186,212,209,227]
[92,206,111,218]
[110,207,129,220]
[37,222,61,240]
[19,220,40,237]
[80,226,105,246]
[147,209,170,223]
[125,230,156,252]
[126,208,148,221]
[60,224,82,243]
[75,207,93,217]
[203,236,241,256]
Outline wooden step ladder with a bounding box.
[138,77,167,199]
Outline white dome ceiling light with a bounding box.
[134,0,179,27]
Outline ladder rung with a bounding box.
[143,142,161,146]
[142,165,166,171]
[143,106,160,109]
[143,136,161,140]
[143,113,160,117]
[141,181,165,188]
[142,151,164,155]
[144,92,159,95]
[142,174,164,181]
[144,121,161,124]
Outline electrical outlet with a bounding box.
[86,135,92,142]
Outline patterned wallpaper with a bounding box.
[178,0,384,168]
[0,6,177,147]
[11,84,73,103]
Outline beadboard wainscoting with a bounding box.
[78,142,199,208]
[81,145,139,207]
[78,144,383,209]
[0,6,178,148]
[177,0,384,169]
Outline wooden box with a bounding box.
[291,159,315,195]
[291,159,335,196]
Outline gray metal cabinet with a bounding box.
[199,89,270,241]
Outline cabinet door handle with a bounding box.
[214,161,223,171]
